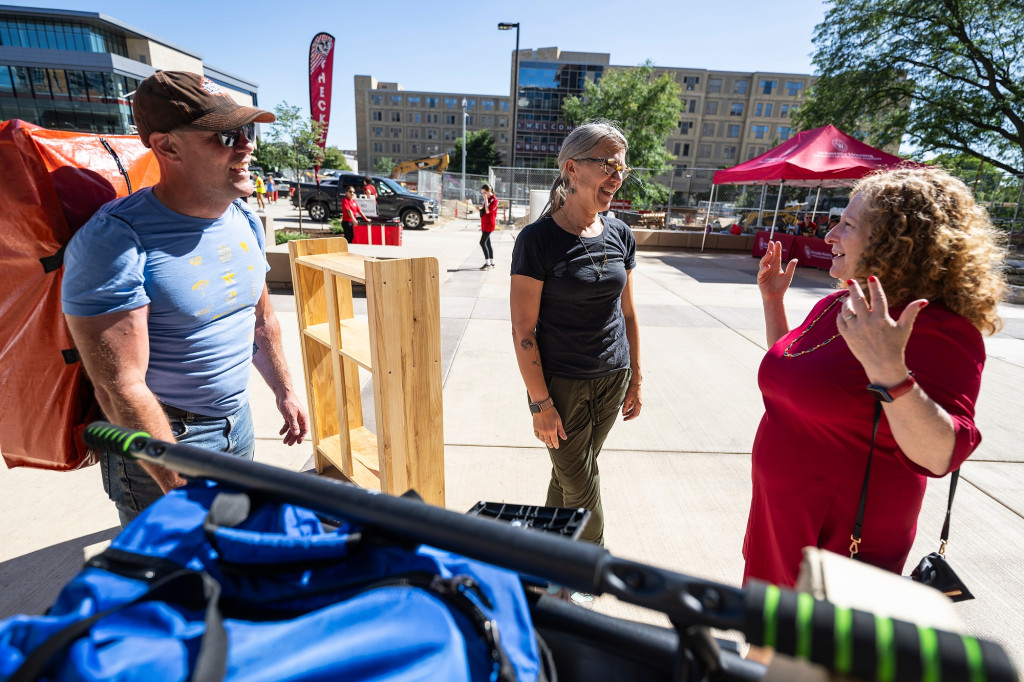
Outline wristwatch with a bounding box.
[529,396,554,414]
[867,372,916,403]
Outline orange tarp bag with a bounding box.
[0,119,160,470]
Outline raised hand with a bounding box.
[757,241,798,302]
[837,276,928,384]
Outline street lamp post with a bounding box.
[498,22,519,221]
[461,98,468,202]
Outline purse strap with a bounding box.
[850,401,959,559]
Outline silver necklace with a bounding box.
[562,210,608,280]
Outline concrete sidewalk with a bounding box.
[3,199,1023,668]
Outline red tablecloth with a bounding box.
[791,236,833,270]
[752,231,795,261]
[752,232,832,271]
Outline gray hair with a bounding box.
[543,120,628,217]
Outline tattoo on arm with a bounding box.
[519,338,535,351]
[531,360,540,366]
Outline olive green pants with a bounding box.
[543,369,631,547]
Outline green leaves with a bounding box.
[450,130,503,175]
[562,60,682,208]
[798,0,1023,174]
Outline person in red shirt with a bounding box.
[341,186,368,243]
[745,167,1005,588]
[478,183,499,270]
[362,176,377,197]
[797,213,817,237]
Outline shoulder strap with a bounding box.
[850,401,882,558]
[852,402,960,558]
[10,567,227,682]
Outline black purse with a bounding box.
[850,402,975,602]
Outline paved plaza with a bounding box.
[3,199,1022,669]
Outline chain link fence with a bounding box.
[480,165,1021,248]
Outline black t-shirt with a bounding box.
[510,214,636,378]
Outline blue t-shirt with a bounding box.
[61,188,268,417]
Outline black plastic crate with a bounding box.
[465,502,590,540]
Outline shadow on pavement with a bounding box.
[0,527,120,618]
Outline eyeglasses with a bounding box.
[576,157,632,179]
[215,122,256,148]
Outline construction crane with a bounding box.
[390,153,450,180]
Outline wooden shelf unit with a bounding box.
[288,237,445,506]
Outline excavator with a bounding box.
[390,153,450,180]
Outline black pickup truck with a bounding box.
[290,173,438,229]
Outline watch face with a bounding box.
[529,403,541,413]
[866,385,893,403]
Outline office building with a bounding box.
[353,75,511,174]
[355,47,823,199]
[0,5,261,135]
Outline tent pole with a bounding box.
[758,184,767,230]
[769,180,784,240]
[701,184,716,252]
[811,185,822,223]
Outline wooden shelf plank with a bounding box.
[315,434,344,472]
[295,253,371,284]
[337,318,372,369]
[349,426,381,489]
[303,323,331,348]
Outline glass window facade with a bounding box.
[515,60,604,166]
[0,15,128,56]
[0,64,138,133]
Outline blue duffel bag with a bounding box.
[0,481,552,681]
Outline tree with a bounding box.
[264,102,325,228]
[450,129,503,175]
[562,60,682,208]
[374,157,396,176]
[320,146,352,171]
[794,0,1024,175]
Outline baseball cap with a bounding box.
[133,70,275,147]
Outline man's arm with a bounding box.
[65,308,186,492]
[252,285,309,445]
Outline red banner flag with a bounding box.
[308,32,335,152]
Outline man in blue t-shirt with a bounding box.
[62,71,309,526]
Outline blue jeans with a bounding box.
[100,403,255,528]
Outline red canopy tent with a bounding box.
[708,125,920,241]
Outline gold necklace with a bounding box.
[782,293,848,357]
[561,209,607,280]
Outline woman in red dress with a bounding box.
[744,166,1006,587]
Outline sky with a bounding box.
[6,0,831,149]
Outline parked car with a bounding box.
[290,173,438,229]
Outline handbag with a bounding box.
[850,402,975,602]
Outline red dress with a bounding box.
[742,291,984,587]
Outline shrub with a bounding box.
[275,230,310,245]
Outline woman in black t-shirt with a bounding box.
[510,121,643,555]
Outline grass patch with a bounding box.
[275,230,310,245]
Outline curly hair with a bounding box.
[849,166,1006,335]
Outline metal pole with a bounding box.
[498,22,521,224]
[665,168,675,228]
[461,98,467,202]
[700,183,716,253]
[757,184,767,229]
[811,185,822,223]
[769,180,784,240]
[511,26,519,173]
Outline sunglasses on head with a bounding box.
[215,122,256,148]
